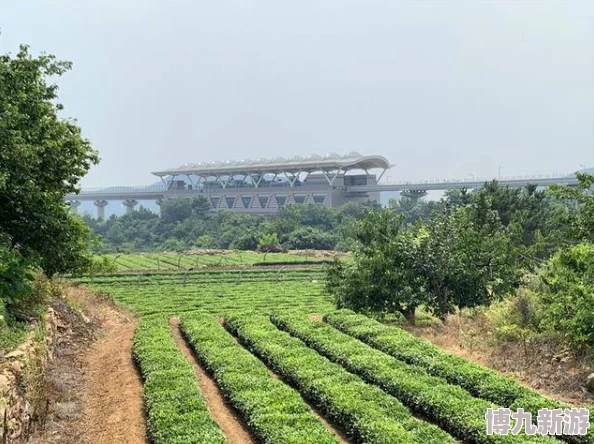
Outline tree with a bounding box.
[538,243,594,348]
[326,210,423,321]
[191,195,211,217]
[0,41,99,276]
[160,198,193,223]
[327,206,518,322]
[257,233,282,253]
[550,172,594,243]
[281,227,337,250]
[410,206,518,320]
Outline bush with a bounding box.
[181,313,339,444]
[132,317,225,443]
[538,243,594,348]
[257,233,282,253]
[227,312,455,444]
[281,227,336,250]
[274,312,554,444]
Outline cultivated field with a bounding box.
[94,251,338,272]
[74,263,592,444]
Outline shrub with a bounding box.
[226,312,456,444]
[132,317,225,443]
[274,312,554,444]
[181,313,339,444]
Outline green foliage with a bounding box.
[538,243,594,348]
[0,241,34,321]
[280,226,336,250]
[0,41,98,277]
[227,312,455,444]
[328,205,518,321]
[181,313,339,444]
[132,317,225,444]
[550,173,594,243]
[74,268,332,317]
[257,233,282,252]
[324,310,562,412]
[84,201,379,253]
[272,313,554,444]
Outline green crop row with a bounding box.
[324,309,592,444]
[225,312,457,444]
[179,313,340,444]
[132,317,225,444]
[97,252,329,271]
[272,313,555,444]
[86,279,332,317]
[74,268,325,285]
[324,310,558,407]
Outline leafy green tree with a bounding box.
[281,227,337,250]
[328,206,518,322]
[0,42,99,276]
[550,172,594,243]
[327,211,423,321]
[538,243,594,347]
[191,195,211,217]
[160,198,194,223]
[257,233,282,253]
[410,206,518,320]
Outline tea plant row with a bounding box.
[272,313,554,444]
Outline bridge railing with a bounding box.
[380,173,571,186]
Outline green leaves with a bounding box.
[227,312,455,444]
[181,313,340,444]
[132,317,225,444]
[0,37,99,277]
[328,205,518,321]
[273,313,555,444]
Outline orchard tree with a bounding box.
[0,41,99,276]
[326,210,424,321]
[410,206,518,320]
[327,206,519,322]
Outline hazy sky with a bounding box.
[2,1,593,186]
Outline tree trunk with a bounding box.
[401,306,416,325]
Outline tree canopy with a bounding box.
[0,42,98,284]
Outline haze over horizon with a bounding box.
[1,1,593,187]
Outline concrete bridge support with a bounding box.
[69,200,81,213]
[400,189,428,201]
[123,199,138,214]
[94,200,108,220]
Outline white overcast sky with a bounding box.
[1,1,593,186]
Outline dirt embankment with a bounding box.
[28,285,146,444]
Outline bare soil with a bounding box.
[28,284,146,444]
[169,317,256,444]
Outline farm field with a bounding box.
[74,266,590,444]
[94,251,342,272]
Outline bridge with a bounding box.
[66,153,578,218]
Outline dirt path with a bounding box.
[169,318,256,444]
[81,304,146,444]
[27,287,147,444]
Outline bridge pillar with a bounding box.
[400,189,428,200]
[123,199,138,214]
[155,199,163,216]
[94,200,108,220]
[69,200,81,213]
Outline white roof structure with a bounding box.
[152,153,391,177]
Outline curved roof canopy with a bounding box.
[152,153,391,177]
